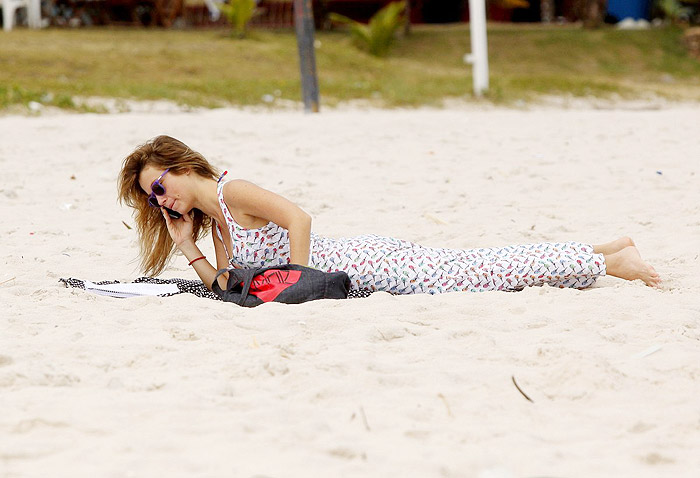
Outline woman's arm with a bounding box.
[223,180,312,266]
[211,220,230,281]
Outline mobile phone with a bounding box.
[164,207,182,219]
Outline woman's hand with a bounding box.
[161,208,194,248]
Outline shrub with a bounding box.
[219,0,257,38]
[655,0,700,23]
[330,1,406,57]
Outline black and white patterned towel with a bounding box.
[60,277,373,300]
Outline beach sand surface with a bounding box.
[1,105,699,477]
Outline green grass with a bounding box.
[0,24,699,111]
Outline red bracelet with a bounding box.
[188,256,206,266]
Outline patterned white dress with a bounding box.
[214,180,606,294]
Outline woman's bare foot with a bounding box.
[593,236,635,255]
[604,246,661,288]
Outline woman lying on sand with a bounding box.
[118,135,661,294]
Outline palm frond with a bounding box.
[331,1,406,57]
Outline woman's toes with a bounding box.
[643,264,661,287]
[606,246,661,288]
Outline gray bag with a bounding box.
[211,264,351,307]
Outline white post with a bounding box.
[465,0,489,96]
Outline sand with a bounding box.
[1,104,699,477]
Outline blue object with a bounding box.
[607,0,652,20]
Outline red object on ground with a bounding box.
[245,269,302,302]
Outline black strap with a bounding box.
[214,267,260,306]
[235,269,254,306]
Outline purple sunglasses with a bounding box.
[147,168,170,207]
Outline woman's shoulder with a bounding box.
[222,178,256,195]
[220,179,260,218]
[222,179,271,205]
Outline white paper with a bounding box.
[83,280,179,298]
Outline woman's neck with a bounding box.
[191,176,226,225]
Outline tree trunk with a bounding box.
[576,0,607,28]
[404,0,412,36]
[540,0,554,23]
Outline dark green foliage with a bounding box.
[329,1,406,57]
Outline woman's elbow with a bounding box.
[285,211,311,234]
[295,211,312,230]
[302,211,312,228]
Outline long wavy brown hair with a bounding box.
[118,135,219,276]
